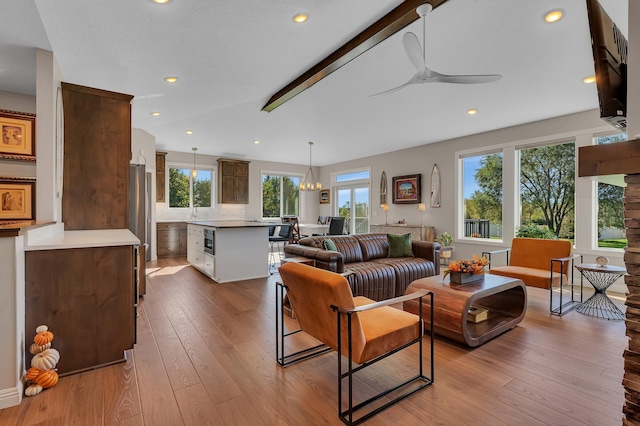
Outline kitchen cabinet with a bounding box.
[218,158,250,204]
[61,82,133,230]
[25,231,137,375]
[157,222,187,258]
[187,224,205,272]
[156,151,167,202]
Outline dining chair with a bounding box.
[269,224,292,270]
[328,216,345,235]
[276,262,434,425]
[317,215,330,225]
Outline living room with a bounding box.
[1,0,640,424]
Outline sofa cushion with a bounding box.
[332,236,364,263]
[510,238,572,273]
[372,257,437,295]
[345,262,397,300]
[489,266,567,289]
[322,238,337,251]
[387,233,414,258]
[356,233,389,260]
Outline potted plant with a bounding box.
[436,232,454,263]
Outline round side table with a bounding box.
[574,264,626,320]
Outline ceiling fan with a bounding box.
[370,3,502,96]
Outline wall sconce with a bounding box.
[417,203,426,227]
[381,203,389,225]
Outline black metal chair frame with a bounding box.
[483,249,583,316]
[328,216,345,235]
[275,280,434,425]
[269,224,292,273]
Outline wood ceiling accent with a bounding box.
[261,0,450,112]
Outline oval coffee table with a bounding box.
[404,273,527,347]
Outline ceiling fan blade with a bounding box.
[402,32,425,72]
[369,74,420,97]
[429,71,502,84]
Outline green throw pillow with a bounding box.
[322,238,337,251]
[387,233,414,258]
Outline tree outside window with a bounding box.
[519,142,575,240]
[463,153,502,239]
[169,167,213,208]
[596,134,627,249]
[262,174,300,218]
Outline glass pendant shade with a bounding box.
[192,147,197,178]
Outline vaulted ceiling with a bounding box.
[0,0,628,166]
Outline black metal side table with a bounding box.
[574,264,626,320]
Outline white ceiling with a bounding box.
[0,0,629,166]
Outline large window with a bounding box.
[462,153,502,239]
[262,173,300,219]
[518,142,575,240]
[333,168,370,234]
[169,167,213,208]
[596,134,627,249]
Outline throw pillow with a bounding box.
[387,233,414,258]
[322,238,337,251]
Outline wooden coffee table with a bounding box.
[404,274,527,347]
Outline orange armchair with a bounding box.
[277,262,434,425]
[483,237,583,315]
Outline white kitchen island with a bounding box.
[187,221,270,283]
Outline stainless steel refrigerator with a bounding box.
[128,164,150,296]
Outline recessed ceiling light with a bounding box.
[253,140,260,144]
[583,75,596,84]
[185,130,193,135]
[467,109,478,115]
[544,9,564,23]
[164,76,178,83]
[152,0,171,4]
[293,14,308,23]
[150,111,161,116]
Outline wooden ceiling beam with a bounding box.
[261,0,450,112]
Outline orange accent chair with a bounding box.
[483,237,582,315]
[277,262,434,425]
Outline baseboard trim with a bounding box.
[0,385,22,410]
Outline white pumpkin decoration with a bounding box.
[29,342,51,355]
[25,384,43,397]
[35,325,48,333]
[31,348,60,370]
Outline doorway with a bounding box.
[336,186,369,235]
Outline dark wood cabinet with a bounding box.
[61,82,133,230]
[157,222,187,258]
[156,151,166,202]
[218,158,249,204]
[25,245,136,375]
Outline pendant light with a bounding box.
[192,147,197,178]
[300,141,322,191]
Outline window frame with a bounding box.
[260,170,303,220]
[166,161,216,211]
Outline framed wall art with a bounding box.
[319,189,330,204]
[392,174,421,204]
[0,178,36,220]
[0,110,36,159]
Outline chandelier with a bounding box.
[300,141,322,191]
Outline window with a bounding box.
[596,133,627,249]
[169,167,213,208]
[262,173,300,219]
[336,170,370,182]
[518,141,575,240]
[462,153,502,239]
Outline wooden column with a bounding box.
[624,174,640,424]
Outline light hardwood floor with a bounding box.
[0,257,627,425]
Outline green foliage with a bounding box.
[598,182,624,229]
[436,232,453,246]
[193,177,211,208]
[520,143,575,238]
[262,175,281,218]
[516,223,557,239]
[466,154,502,224]
[169,168,190,208]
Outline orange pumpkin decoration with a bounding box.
[25,367,42,381]
[34,369,58,389]
[34,331,54,346]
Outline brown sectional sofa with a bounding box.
[283,233,441,301]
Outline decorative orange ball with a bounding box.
[34,331,54,346]
[34,369,59,389]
